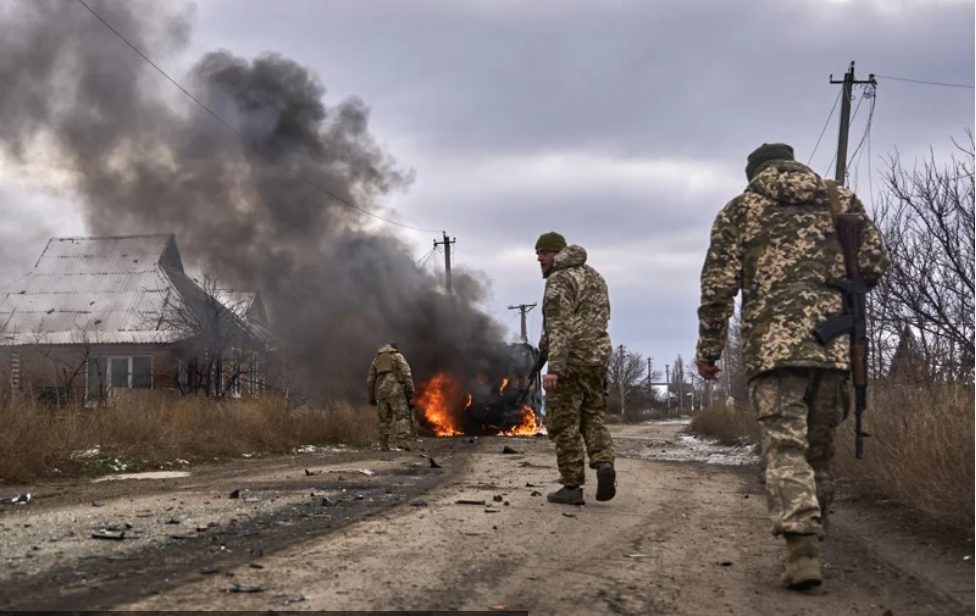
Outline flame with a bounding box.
[499,378,510,394]
[502,405,540,436]
[416,373,464,436]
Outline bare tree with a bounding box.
[606,345,647,421]
[871,132,974,383]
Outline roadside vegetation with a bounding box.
[0,394,377,483]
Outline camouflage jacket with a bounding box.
[696,161,889,379]
[539,245,612,374]
[366,345,415,401]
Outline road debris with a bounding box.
[91,529,126,541]
[626,553,653,559]
[227,582,263,593]
[717,560,733,567]
[562,512,576,518]
[304,468,320,476]
[358,469,375,476]
[493,495,504,502]
[502,446,521,454]
[456,499,487,506]
[530,490,542,496]
[4,493,31,505]
[429,457,442,468]
[408,499,428,507]
[321,497,336,507]
[229,489,241,499]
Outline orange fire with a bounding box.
[501,405,540,436]
[415,373,464,436]
[499,378,510,394]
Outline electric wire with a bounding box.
[807,90,842,165]
[74,0,444,234]
[875,74,974,90]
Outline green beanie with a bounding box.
[535,231,567,253]
[746,143,795,180]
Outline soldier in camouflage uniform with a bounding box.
[535,232,617,506]
[366,343,416,451]
[695,143,888,590]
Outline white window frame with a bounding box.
[87,355,153,397]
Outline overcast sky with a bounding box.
[1,0,973,375]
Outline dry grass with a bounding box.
[686,383,974,535]
[834,384,974,535]
[686,404,760,446]
[0,393,378,483]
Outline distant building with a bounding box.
[0,234,272,405]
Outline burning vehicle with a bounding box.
[415,342,543,436]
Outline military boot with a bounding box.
[547,485,584,506]
[595,462,616,502]
[781,533,823,590]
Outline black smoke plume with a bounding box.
[0,0,511,401]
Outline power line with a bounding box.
[807,90,842,165]
[875,74,974,90]
[74,0,443,234]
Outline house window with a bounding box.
[87,355,153,401]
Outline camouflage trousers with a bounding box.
[750,367,849,537]
[544,365,615,486]
[377,395,414,448]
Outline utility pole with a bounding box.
[433,232,456,294]
[830,61,876,186]
[507,303,537,343]
[616,344,626,418]
[665,364,671,416]
[645,357,653,394]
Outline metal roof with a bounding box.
[0,235,256,347]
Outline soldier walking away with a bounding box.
[366,343,416,451]
[535,232,617,506]
[695,143,888,590]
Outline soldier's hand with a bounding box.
[542,373,559,392]
[695,357,720,381]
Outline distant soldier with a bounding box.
[366,343,416,451]
[696,143,888,590]
[535,232,616,505]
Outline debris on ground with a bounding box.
[4,493,31,505]
[91,529,126,541]
[304,468,321,476]
[493,495,504,502]
[321,497,336,507]
[249,563,264,569]
[408,499,428,507]
[227,582,263,593]
[502,446,521,454]
[562,512,576,518]
[229,489,241,499]
[456,499,487,506]
[717,560,733,567]
[626,553,652,559]
[429,457,442,469]
[530,490,542,496]
[358,469,375,476]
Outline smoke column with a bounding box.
[0,0,510,400]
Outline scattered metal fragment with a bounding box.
[166,518,181,525]
[408,499,428,507]
[502,446,521,454]
[493,495,504,502]
[525,482,540,487]
[249,563,265,569]
[456,499,487,506]
[229,489,241,499]
[91,529,126,541]
[304,468,320,476]
[200,568,221,575]
[530,490,542,497]
[429,457,442,469]
[562,512,576,518]
[228,582,264,593]
[358,469,375,476]
[169,533,199,541]
[717,560,733,567]
[4,493,31,505]
[321,497,336,507]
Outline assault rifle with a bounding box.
[515,352,547,407]
[813,210,870,459]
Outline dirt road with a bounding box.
[1,421,971,614]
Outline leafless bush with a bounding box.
[685,403,759,446]
[870,133,974,383]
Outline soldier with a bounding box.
[535,232,616,506]
[695,143,888,590]
[366,343,416,451]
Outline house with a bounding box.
[0,234,272,405]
